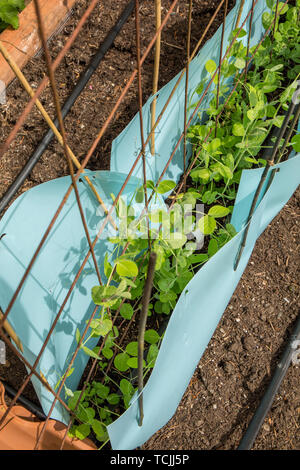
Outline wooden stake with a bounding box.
[138,252,157,426]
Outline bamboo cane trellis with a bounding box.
[0,0,293,449]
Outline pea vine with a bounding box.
[65,1,300,446]
[0,0,25,32]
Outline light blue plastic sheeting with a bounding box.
[0,171,143,423]
[108,153,300,450]
[111,0,268,183]
[0,0,299,451]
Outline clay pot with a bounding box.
[0,382,96,450]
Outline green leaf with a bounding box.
[208,239,218,257]
[114,352,130,372]
[127,357,145,369]
[201,190,218,205]
[232,123,245,136]
[76,328,81,344]
[160,291,177,303]
[120,303,134,320]
[146,180,155,190]
[205,59,217,75]
[207,138,221,153]
[119,379,134,397]
[135,185,144,203]
[208,205,230,218]
[0,2,22,29]
[76,407,95,425]
[234,57,246,69]
[291,135,300,153]
[277,2,288,15]
[8,0,25,9]
[82,346,101,360]
[107,393,120,405]
[188,253,209,264]
[157,278,174,292]
[223,153,234,171]
[262,12,272,30]
[190,168,211,183]
[116,259,138,277]
[198,215,216,235]
[154,300,163,314]
[91,285,120,307]
[91,420,106,440]
[68,391,84,410]
[90,318,113,337]
[74,423,90,440]
[126,341,138,356]
[167,233,187,250]
[226,223,237,238]
[147,344,159,367]
[247,108,258,121]
[156,180,176,194]
[119,379,134,408]
[64,386,74,398]
[102,347,113,359]
[144,329,160,344]
[230,27,247,40]
[217,164,233,181]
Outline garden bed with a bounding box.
[0,0,298,448]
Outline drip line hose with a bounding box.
[0,0,135,215]
[238,314,300,450]
[2,380,47,421]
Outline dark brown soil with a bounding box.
[0,0,299,451]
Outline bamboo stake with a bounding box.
[234,99,297,270]
[264,103,300,193]
[0,41,117,231]
[183,0,193,188]
[150,0,161,155]
[0,309,23,353]
[235,0,245,29]
[138,252,157,426]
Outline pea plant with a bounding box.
[0,0,25,32]
[66,1,300,447]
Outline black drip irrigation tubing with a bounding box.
[2,380,46,421]
[238,313,300,450]
[0,0,135,216]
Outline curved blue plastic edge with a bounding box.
[107,153,300,450]
[0,171,143,423]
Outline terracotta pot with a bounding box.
[0,0,77,87]
[0,382,96,450]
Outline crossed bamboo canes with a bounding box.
[56,0,293,446]
[1,0,259,438]
[54,1,266,445]
[150,0,161,156]
[0,0,182,439]
[0,41,117,231]
[0,2,290,448]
